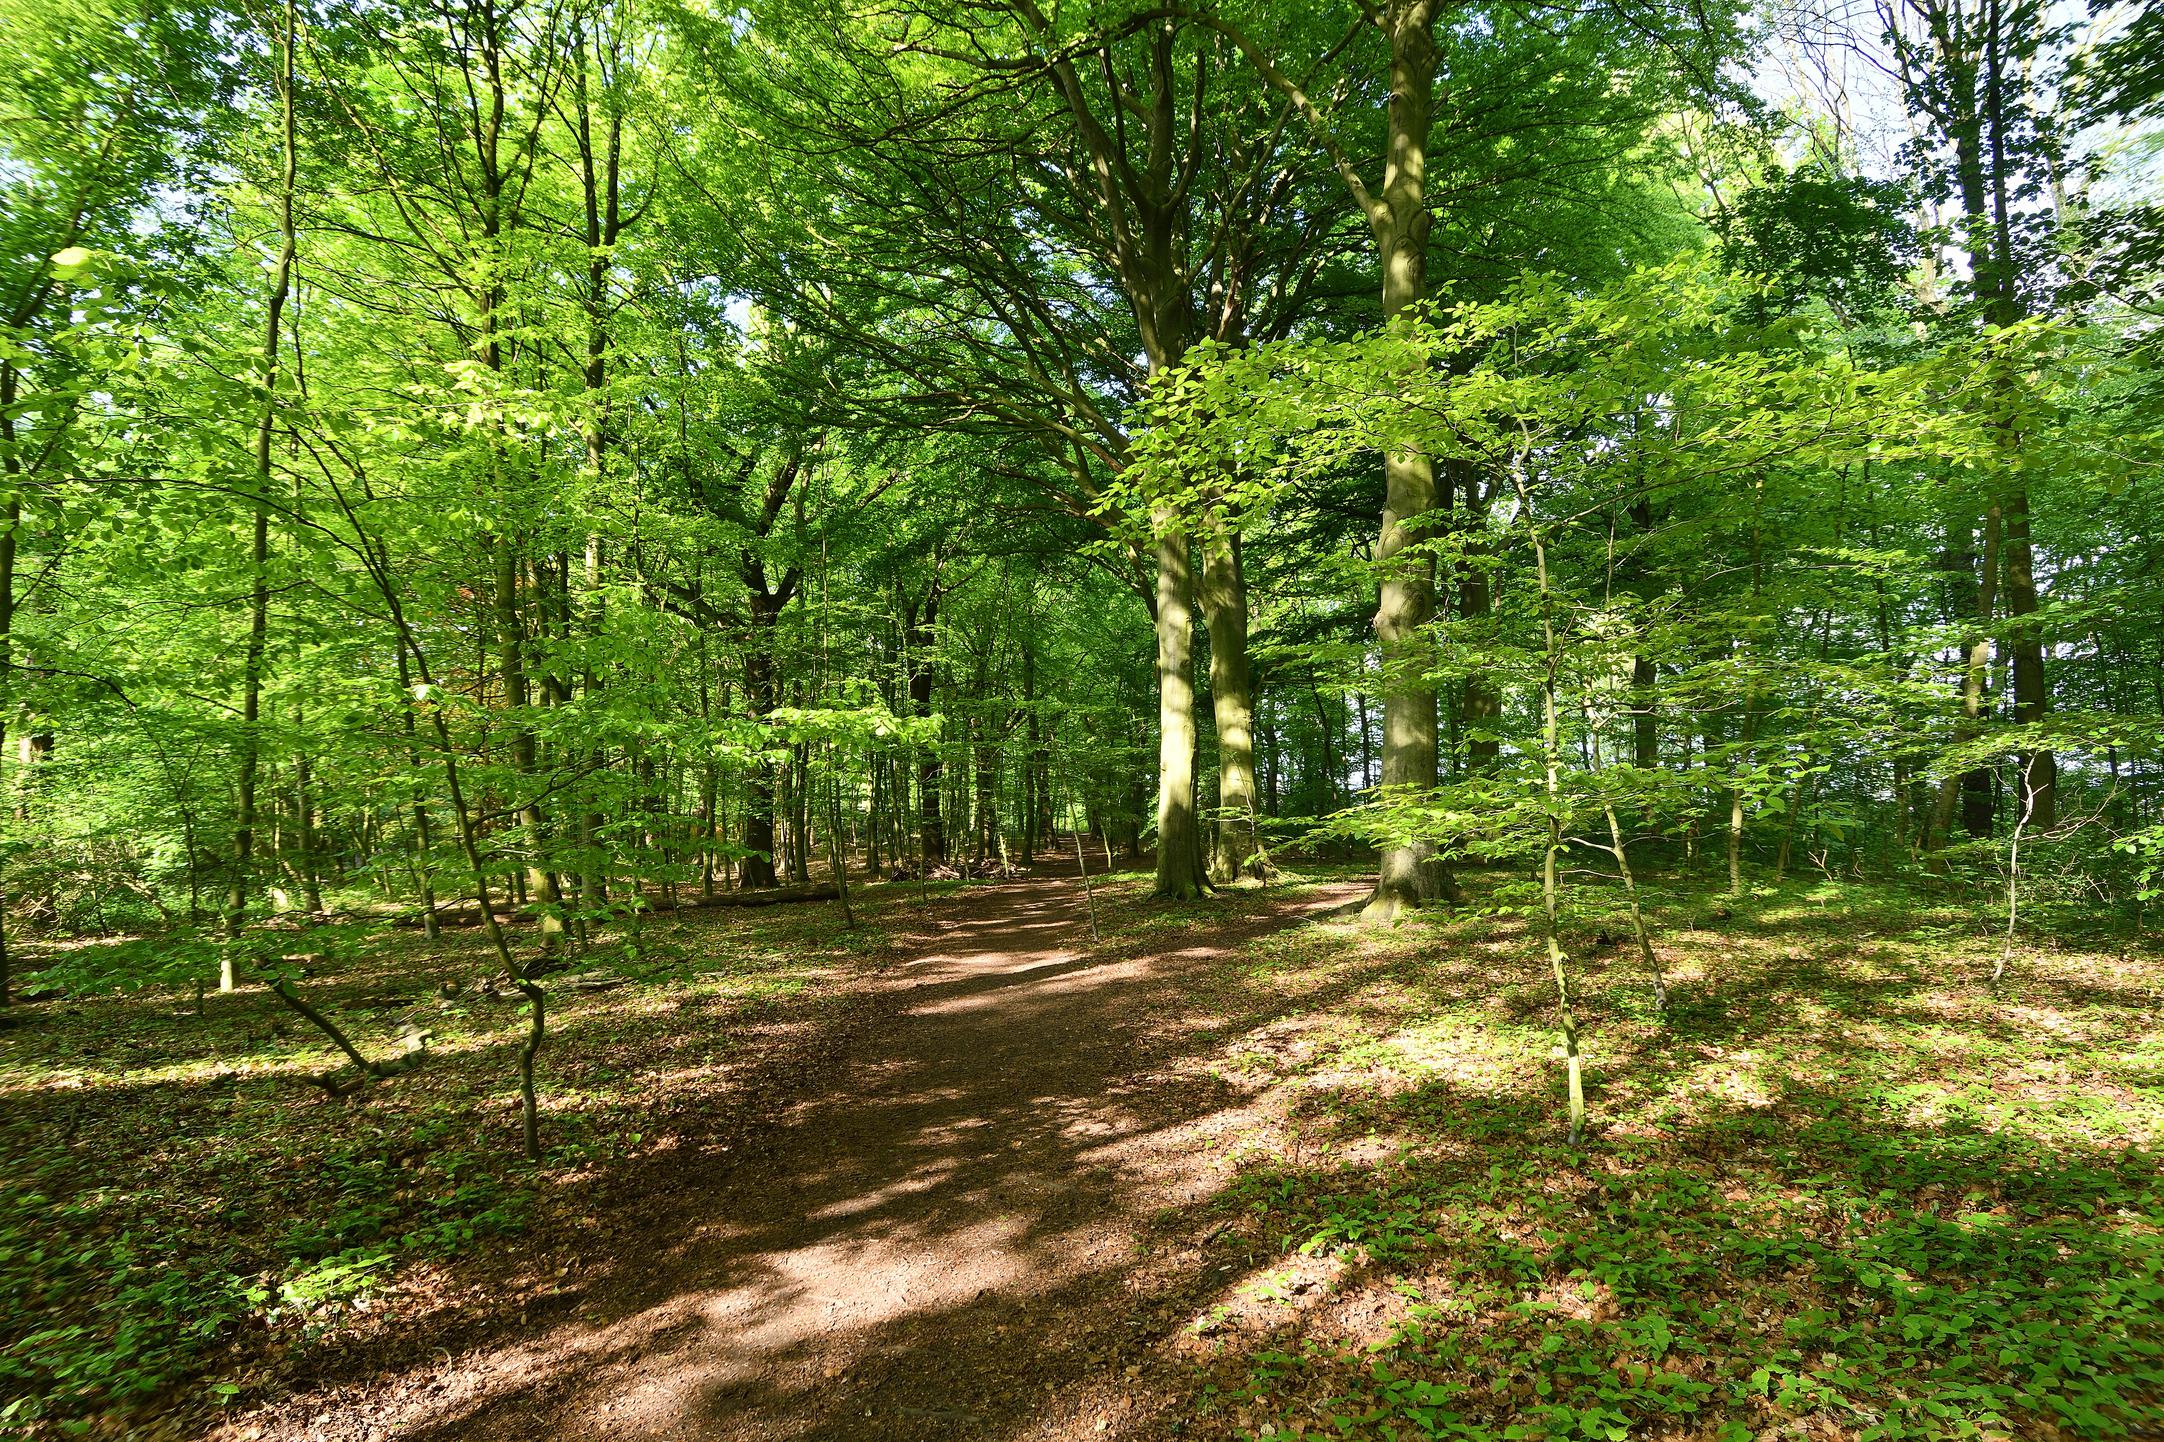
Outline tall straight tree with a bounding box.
[1882,0,2064,830]
[223,0,300,983]
[311,0,578,941]
[1188,0,1456,917]
[1192,0,1731,914]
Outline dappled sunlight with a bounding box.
[15,868,2161,1442]
[1127,872,2163,1440]
[169,874,1379,1442]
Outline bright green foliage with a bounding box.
[1149,872,2164,1442]
[0,0,2159,1434]
[1142,260,2161,908]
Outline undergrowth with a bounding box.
[1153,871,2163,1441]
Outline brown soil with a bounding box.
[220,870,1366,1442]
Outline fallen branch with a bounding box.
[266,966,432,1098]
[306,1039,428,1098]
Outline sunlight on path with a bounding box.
[252,876,1364,1442]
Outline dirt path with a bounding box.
[255,872,1363,1442]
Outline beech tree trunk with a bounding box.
[494,543,565,946]
[1362,0,1444,921]
[1929,507,2003,846]
[1036,19,1223,899]
[1020,641,1043,864]
[2001,491,2053,827]
[1453,467,1500,776]
[907,587,944,865]
[1153,511,1208,898]
[0,396,16,1005]
[741,607,781,890]
[1200,523,1264,882]
[1928,0,2051,831]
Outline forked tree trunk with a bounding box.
[1200,0,1451,915]
[1915,0,2050,833]
[1035,20,1220,901]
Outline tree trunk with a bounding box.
[393,645,439,938]
[1200,523,1265,882]
[1450,463,1500,776]
[221,0,299,981]
[973,721,999,866]
[1311,676,1339,812]
[1974,7,2052,834]
[1122,775,1146,863]
[0,438,16,1005]
[1929,3,2048,837]
[1153,512,1208,898]
[2001,490,2053,828]
[789,736,813,884]
[740,598,782,890]
[494,542,565,944]
[1929,507,2003,846]
[1362,0,1445,922]
[292,734,324,915]
[1022,641,1048,862]
[906,588,944,866]
[1631,656,1658,769]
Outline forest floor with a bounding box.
[4,861,2162,1442]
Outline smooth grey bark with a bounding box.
[1929,505,2004,847]
[906,582,945,865]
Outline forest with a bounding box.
[2,0,2161,1436]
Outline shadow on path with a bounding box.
[263,874,1365,1442]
